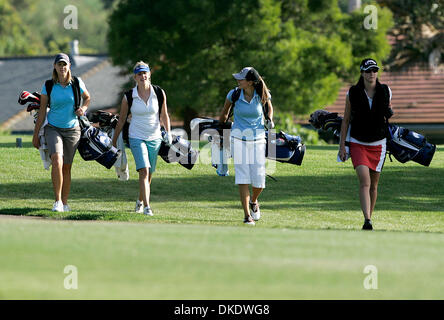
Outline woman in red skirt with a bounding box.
[339,58,393,230]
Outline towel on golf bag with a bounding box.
[158,130,199,170]
[77,117,121,169]
[110,128,129,180]
[18,91,51,170]
[309,109,436,167]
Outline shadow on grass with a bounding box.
[0,207,108,220]
[0,142,34,149]
[0,207,45,216]
[2,166,444,220]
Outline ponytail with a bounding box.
[253,77,270,107]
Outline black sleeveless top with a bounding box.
[348,78,391,142]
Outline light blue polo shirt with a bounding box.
[41,77,86,128]
[227,88,267,140]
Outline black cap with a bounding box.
[54,53,70,64]
[360,58,379,71]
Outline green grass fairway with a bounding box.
[0,135,443,299]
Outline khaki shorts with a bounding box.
[44,124,81,164]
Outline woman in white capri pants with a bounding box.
[219,67,274,225]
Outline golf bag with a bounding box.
[190,118,232,175]
[386,124,436,166]
[266,131,305,166]
[309,109,436,167]
[77,117,121,169]
[18,90,43,121]
[86,110,119,135]
[18,91,51,169]
[190,117,306,176]
[157,130,199,170]
[309,109,342,138]
[85,110,130,180]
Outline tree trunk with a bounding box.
[348,0,361,13]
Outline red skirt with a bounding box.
[349,141,386,172]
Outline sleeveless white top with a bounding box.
[128,85,162,141]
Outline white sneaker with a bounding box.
[63,204,71,212]
[243,216,255,226]
[52,201,64,212]
[135,200,143,213]
[249,201,261,221]
[143,206,153,216]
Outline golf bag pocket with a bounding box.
[78,126,120,168]
[265,131,305,166]
[158,135,199,170]
[211,140,230,176]
[387,124,436,166]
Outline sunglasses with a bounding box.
[364,68,379,73]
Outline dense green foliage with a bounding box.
[108,0,392,120]
[0,0,35,55]
[0,0,112,55]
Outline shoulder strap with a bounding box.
[72,76,81,110]
[44,79,54,107]
[44,78,81,109]
[227,87,241,119]
[262,94,270,121]
[122,89,133,146]
[124,89,133,112]
[152,84,164,120]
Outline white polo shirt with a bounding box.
[128,85,162,141]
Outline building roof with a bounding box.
[325,66,444,124]
[0,55,128,132]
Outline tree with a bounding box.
[377,0,444,70]
[108,0,392,124]
[0,0,36,55]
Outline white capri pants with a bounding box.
[231,137,266,188]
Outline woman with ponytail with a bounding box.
[219,67,274,225]
[339,58,393,230]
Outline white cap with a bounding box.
[232,67,254,80]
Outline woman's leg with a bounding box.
[239,184,251,218]
[51,153,63,201]
[138,172,153,202]
[61,163,72,204]
[369,170,381,219]
[355,165,371,220]
[138,167,150,207]
[141,138,161,200]
[251,187,263,203]
[60,126,80,206]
